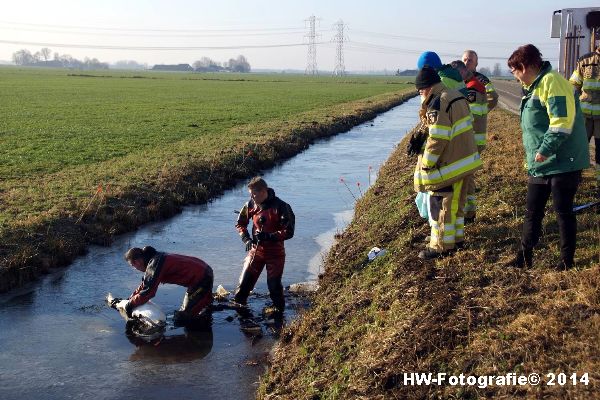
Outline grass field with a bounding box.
[0,68,410,180]
[0,66,415,290]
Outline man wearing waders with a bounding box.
[122,246,214,325]
[234,177,295,316]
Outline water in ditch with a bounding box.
[0,96,419,400]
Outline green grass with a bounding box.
[0,66,415,291]
[0,67,410,179]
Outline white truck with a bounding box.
[551,7,600,78]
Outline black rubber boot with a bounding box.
[508,247,533,268]
[233,271,255,306]
[556,210,577,270]
[267,277,285,313]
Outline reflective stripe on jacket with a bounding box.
[520,62,589,177]
[414,83,482,192]
[569,48,600,117]
[474,71,499,111]
[465,77,488,148]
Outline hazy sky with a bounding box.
[0,0,595,72]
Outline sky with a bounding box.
[0,0,596,72]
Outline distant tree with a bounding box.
[193,56,218,69]
[113,60,147,70]
[492,63,502,77]
[227,55,251,73]
[12,49,34,65]
[479,66,492,77]
[40,47,52,62]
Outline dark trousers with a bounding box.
[235,245,286,310]
[521,170,581,264]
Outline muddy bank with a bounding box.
[258,109,599,399]
[0,91,416,293]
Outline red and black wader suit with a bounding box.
[126,253,214,317]
[234,188,295,311]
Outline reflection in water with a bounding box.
[127,325,214,364]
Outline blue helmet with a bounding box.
[417,51,442,70]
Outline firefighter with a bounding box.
[451,60,489,222]
[462,49,499,111]
[417,51,466,92]
[413,66,482,259]
[234,176,295,315]
[569,45,600,189]
[507,44,589,269]
[122,246,214,324]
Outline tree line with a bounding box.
[192,55,251,73]
[12,47,109,69]
[11,47,251,73]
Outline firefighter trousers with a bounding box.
[428,178,468,252]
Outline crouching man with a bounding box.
[123,246,213,325]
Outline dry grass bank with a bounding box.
[0,91,415,292]
[259,109,600,399]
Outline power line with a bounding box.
[0,39,323,51]
[0,20,306,33]
[351,29,557,47]
[305,15,319,75]
[332,20,346,76]
[0,25,309,38]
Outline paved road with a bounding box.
[492,79,522,115]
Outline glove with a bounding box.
[109,297,122,309]
[407,128,427,157]
[256,231,277,242]
[241,234,255,251]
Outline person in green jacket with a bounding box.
[507,44,589,269]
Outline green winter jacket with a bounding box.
[520,62,589,177]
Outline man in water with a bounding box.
[122,246,214,325]
[233,177,295,315]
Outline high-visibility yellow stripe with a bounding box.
[581,102,600,115]
[474,133,486,145]
[582,80,600,90]
[414,152,481,185]
[469,103,488,115]
[569,70,583,85]
[451,115,473,139]
[422,151,439,167]
[429,124,451,140]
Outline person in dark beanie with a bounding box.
[415,64,441,90]
[413,65,482,259]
